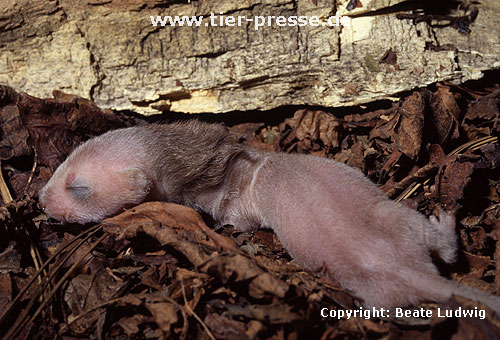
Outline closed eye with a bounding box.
[66,180,92,201]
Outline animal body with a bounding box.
[39,121,500,313]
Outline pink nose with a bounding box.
[37,187,65,220]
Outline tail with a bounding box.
[424,274,500,316]
[448,279,500,315]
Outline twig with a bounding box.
[165,295,189,340]
[393,136,499,202]
[3,232,108,340]
[180,279,216,340]
[0,159,48,299]
[23,148,38,196]
[0,160,13,204]
[386,163,438,200]
[0,224,103,333]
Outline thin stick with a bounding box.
[3,233,108,340]
[395,136,499,202]
[180,279,216,340]
[0,160,13,204]
[0,224,103,326]
[23,148,38,196]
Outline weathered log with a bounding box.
[0,0,498,115]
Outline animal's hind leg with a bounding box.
[428,211,457,264]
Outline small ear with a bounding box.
[121,167,152,197]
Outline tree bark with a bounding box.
[0,0,499,115]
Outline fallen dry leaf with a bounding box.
[2,84,500,339]
[434,159,474,209]
[104,201,237,253]
[394,91,425,159]
[279,109,342,153]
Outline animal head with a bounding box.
[38,134,152,224]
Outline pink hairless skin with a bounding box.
[39,121,500,314]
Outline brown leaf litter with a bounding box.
[0,82,500,339]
